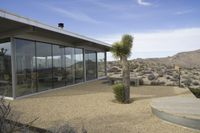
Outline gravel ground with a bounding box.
[10,79,199,133]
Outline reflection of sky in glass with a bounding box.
[65,47,74,67]
[98,52,105,62]
[36,56,52,68]
[75,49,83,62]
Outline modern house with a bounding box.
[0,10,110,99]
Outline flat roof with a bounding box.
[0,10,111,49]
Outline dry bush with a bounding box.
[50,124,87,133]
[0,97,37,133]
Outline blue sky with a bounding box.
[1,0,200,60]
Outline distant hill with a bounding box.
[133,49,200,68]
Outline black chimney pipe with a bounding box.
[58,23,64,29]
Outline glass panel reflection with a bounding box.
[0,39,12,97]
[16,39,37,96]
[74,48,84,83]
[52,45,65,88]
[97,52,106,77]
[85,50,97,80]
[13,38,103,97]
[36,42,52,91]
[65,47,74,85]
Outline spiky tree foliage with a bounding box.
[111,34,133,103]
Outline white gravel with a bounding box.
[10,80,199,133]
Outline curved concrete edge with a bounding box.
[151,106,200,130]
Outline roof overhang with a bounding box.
[0,10,111,51]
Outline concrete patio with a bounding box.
[10,79,199,133]
[151,95,200,130]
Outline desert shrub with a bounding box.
[166,83,176,86]
[150,81,165,86]
[148,74,155,80]
[185,71,188,74]
[189,88,200,98]
[158,72,164,77]
[166,76,171,80]
[130,64,138,70]
[182,75,188,79]
[166,70,173,76]
[50,124,87,133]
[182,79,192,87]
[112,83,125,103]
[0,97,38,133]
[170,78,179,82]
[193,72,199,76]
[180,84,185,88]
[173,74,179,79]
[139,79,144,85]
[193,81,199,86]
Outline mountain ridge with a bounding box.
[132,49,200,68]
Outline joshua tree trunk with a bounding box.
[121,56,130,103]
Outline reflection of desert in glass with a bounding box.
[0,39,12,97]
[5,39,107,98]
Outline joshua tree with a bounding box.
[111,34,133,103]
[0,48,7,56]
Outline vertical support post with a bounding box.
[72,48,75,84]
[105,51,107,76]
[51,44,54,89]
[11,37,16,99]
[83,48,86,82]
[96,51,98,79]
[34,41,38,92]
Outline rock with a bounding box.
[193,81,200,86]
[148,74,156,80]
[107,66,121,73]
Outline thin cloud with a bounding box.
[81,0,135,11]
[96,27,200,60]
[175,10,193,15]
[137,0,152,6]
[46,6,103,24]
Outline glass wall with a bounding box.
[52,45,65,88]
[85,50,97,80]
[74,48,84,83]
[65,47,74,85]
[97,52,106,77]
[12,38,106,97]
[16,39,37,97]
[36,42,53,91]
[0,38,12,97]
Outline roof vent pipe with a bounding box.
[58,23,64,29]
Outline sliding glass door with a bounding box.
[65,47,74,85]
[85,50,97,81]
[74,48,84,83]
[97,52,106,77]
[15,39,37,97]
[52,45,66,88]
[36,42,53,91]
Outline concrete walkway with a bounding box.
[151,94,200,130]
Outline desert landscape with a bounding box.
[108,49,200,90]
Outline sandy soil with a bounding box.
[10,79,199,133]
